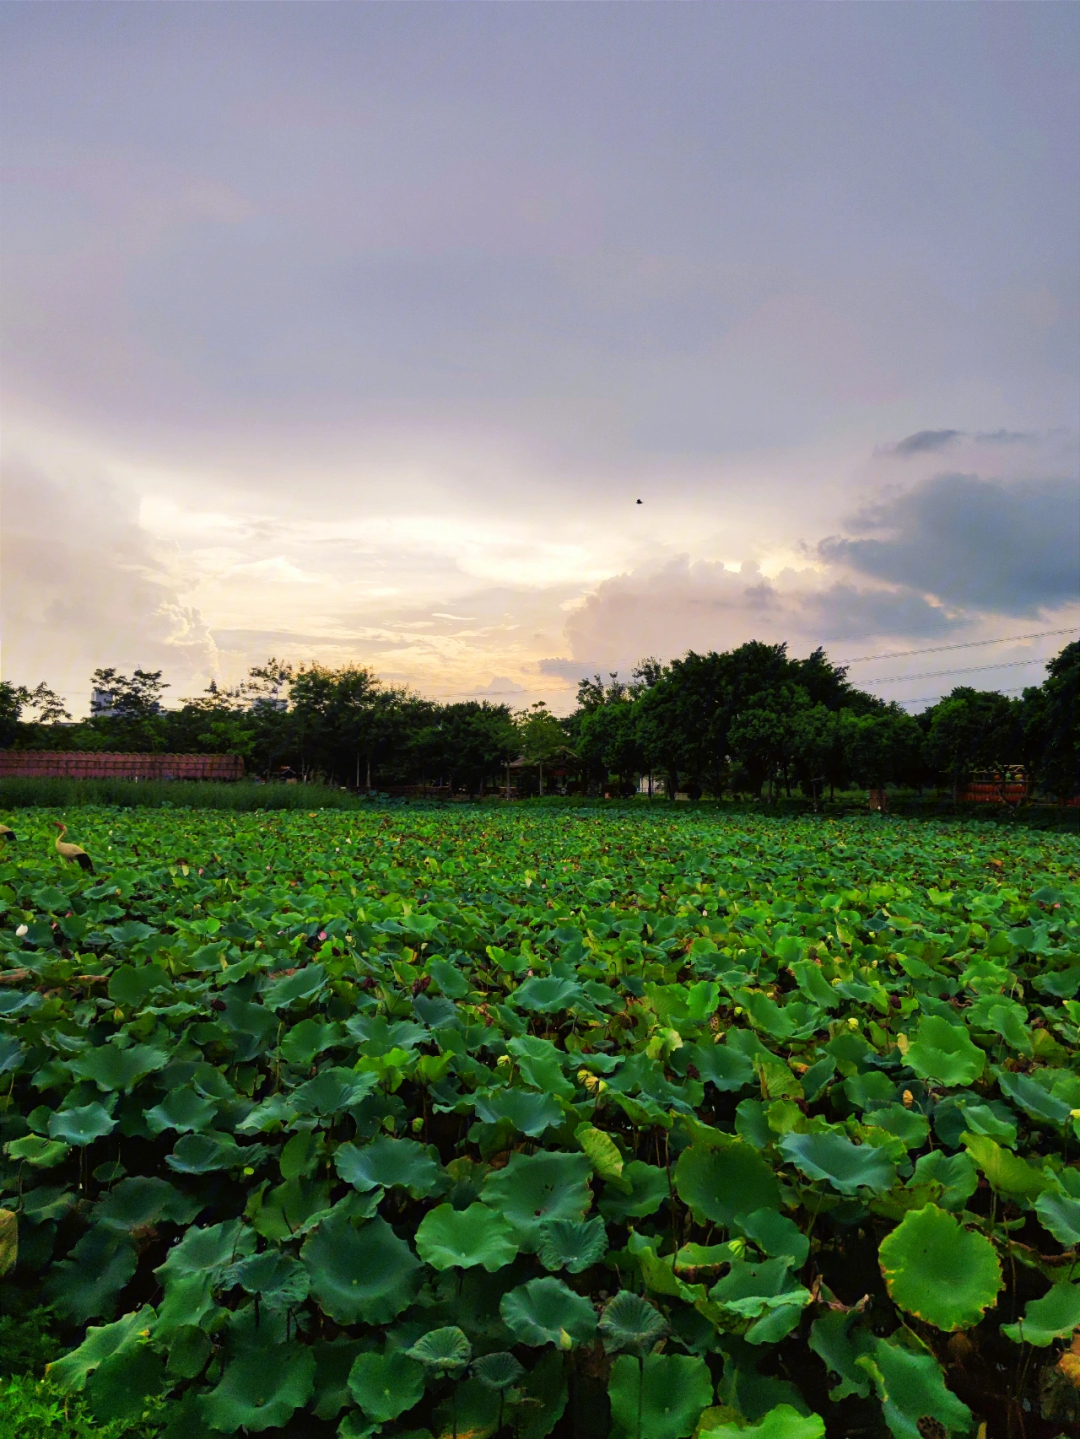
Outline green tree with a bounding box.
[1022,640,1079,800]
[516,702,570,796]
[924,688,1024,797]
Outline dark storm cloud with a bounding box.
[803,583,961,641]
[891,430,963,456]
[819,473,1079,616]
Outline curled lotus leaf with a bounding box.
[537,1216,608,1274]
[903,1017,985,1088]
[166,1132,244,1174]
[201,1345,315,1433]
[500,1276,598,1350]
[858,1337,973,1437]
[333,1135,442,1196]
[414,1202,519,1271]
[778,1130,897,1196]
[878,1204,1002,1331]
[1001,1281,1080,1347]
[1034,1188,1080,1247]
[599,1290,670,1357]
[405,1325,472,1376]
[347,1348,425,1422]
[700,1405,825,1439]
[144,1088,219,1136]
[473,1087,563,1137]
[47,1306,155,1393]
[472,1351,525,1391]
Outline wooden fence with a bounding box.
[0,751,244,781]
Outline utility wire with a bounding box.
[865,658,1050,685]
[896,685,1029,707]
[839,626,1074,665]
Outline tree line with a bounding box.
[0,640,1076,800]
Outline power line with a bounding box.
[865,658,1050,685]
[839,626,1075,665]
[896,685,1029,707]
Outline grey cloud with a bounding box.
[802,583,961,642]
[1,459,217,713]
[820,473,1079,616]
[974,429,1039,445]
[892,430,963,456]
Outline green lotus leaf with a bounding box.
[700,1405,825,1439]
[87,1343,166,1424]
[879,1204,1002,1331]
[735,1208,810,1267]
[904,1017,985,1088]
[843,1070,897,1111]
[675,1137,780,1224]
[608,1353,713,1439]
[432,1376,501,1438]
[997,1070,1073,1128]
[688,1043,756,1093]
[576,1122,627,1187]
[473,1087,564,1137]
[93,1176,200,1232]
[43,1226,138,1322]
[310,1337,364,1421]
[0,1208,15,1278]
[144,1087,219,1135]
[290,1065,376,1117]
[5,1133,70,1167]
[599,1291,670,1357]
[709,1257,811,1344]
[155,1218,256,1284]
[1001,1280,1080,1346]
[537,1216,608,1273]
[1035,1188,1080,1247]
[166,1131,244,1174]
[962,1131,1051,1198]
[865,1104,930,1151]
[778,1130,896,1195]
[302,1214,421,1324]
[221,1250,310,1308]
[501,1276,598,1349]
[334,1135,442,1196]
[260,963,327,1010]
[67,1042,169,1093]
[279,1017,344,1068]
[235,1093,298,1134]
[347,1348,425,1421]
[248,1175,335,1242]
[506,1035,576,1099]
[513,976,585,1011]
[415,1201,519,1271]
[406,1325,472,1375]
[599,1160,671,1222]
[47,1306,155,1392]
[107,963,170,1007]
[166,1326,213,1381]
[47,1102,117,1147]
[809,1310,874,1402]
[472,1351,525,1391]
[0,1034,24,1075]
[858,1337,973,1438]
[482,1149,593,1249]
[201,1345,316,1432]
[906,1151,979,1213]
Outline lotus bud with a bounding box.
[902,1090,914,1108]
[15,924,27,938]
[578,1069,599,1092]
[729,1237,745,1258]
[1071,1109,1080,1120]
[497,1054,512,1071]
[113,1008,124,1023]
[847,1017,859,1030]
[411,1117,424,1134]
[558,1328,573,1351]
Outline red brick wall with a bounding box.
[0,751,244,780]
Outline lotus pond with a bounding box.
[1,806,1079,1439]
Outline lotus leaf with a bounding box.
[608,1353,713,1439]
[736,1208,810,1267]
[675,1137,780,1224]
[166,1131,244,1173]
[201,1345,316,1432]
[513,976,585,1011]
[334,1135,443,1195]
[302,1214,421,1324]
[291,1065,377,1116]
[347,1348,426,1421]
[67,1042,168,1093]
[598,1160,670,1221]
[878,1204,1002,1330]
[537,1215,608,1273]
[414,1200,519,1271]
[473,1351,525,1390]
[47,1305,156,1392]
[997,1070,1073,1128]
[47,1101,117,1146]
[600,1291,670,1356]
[473,1087,563,1136]
[904,1017,985,1088]
[700,1406,825,1439]
[86,1344,166,1424]
[1034,1188,1080,1247]
[906,1151,978,1213]
[778,1130,896,1195]
[406,1325,473,1375]
[501,1276,598,1348]
[260,963,327,1010]
[222,1250,310,1308]
[1001,1280,1080,1346]
[43,1226,138,1322]
[859,1337,973,1438]
[962,1131,1051,1197]
[5,1133,70,1167]
[310,1337,365,1421]
[482,1148,592,1248]
[144,1087,219,1135]
[576,1123,626,1185]
[93,1176,200,1232]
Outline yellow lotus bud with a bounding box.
[902,1090,914,1108]
[847,1017,859,1030]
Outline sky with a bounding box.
[2,3,1077,717]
